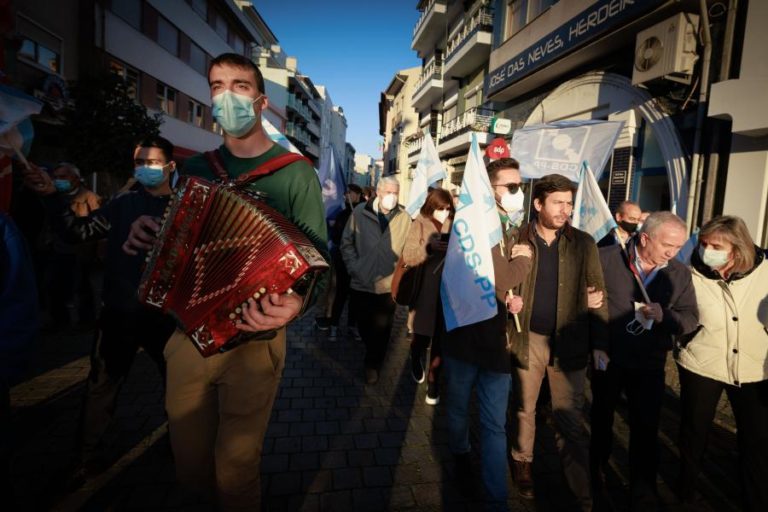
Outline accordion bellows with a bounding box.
[139,176,328,356]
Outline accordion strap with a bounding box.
[204,149,311,185]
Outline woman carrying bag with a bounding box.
[401,188,454,405]
[675,215,768,511]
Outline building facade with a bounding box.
[379,67,420,201]
[407,0,496,188]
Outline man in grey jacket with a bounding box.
[341,176,411,384]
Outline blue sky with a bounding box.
[255,1,421,158]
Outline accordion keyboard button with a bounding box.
[229,313,236,320]
[253,292,261,299]
[259,287,267,294]
[235,307,242,314]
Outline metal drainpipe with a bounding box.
[686,0,713,233]
[701,0,738,222]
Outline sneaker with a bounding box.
[348,326,362,341]
[365,368,379,385]
[425,380,440,405]
[328,326,338,340]
[512,460,535,499]
[315,317,330,331]
[410,353,425,384]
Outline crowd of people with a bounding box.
[2,52,768,512]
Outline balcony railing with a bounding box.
[413,0,441,37]
[413,59,442,94]
[445,8,493,59]
[287,95,312,122]
[440,107,495,141]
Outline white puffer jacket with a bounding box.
[676,249,768,386]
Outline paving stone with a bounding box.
[332,467,362,490]
[362,466,392,487]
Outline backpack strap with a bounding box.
[234,152,311,186]
[203,150,230,182]
[203,149,311,186]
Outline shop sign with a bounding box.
[486,0,667,96]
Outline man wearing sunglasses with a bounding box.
[507,173,609,510]
[590,211,697,510]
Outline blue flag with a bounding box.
[440,134,502,332]
[318,145,347,220]
[572,162,617,242]
[406,130,446,218]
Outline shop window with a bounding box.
[18,37,61,74]
[111,0,142,30]
[109,60,140,101]
[157,16,179,56]
[187,100,204,127]
[157,82,177,116]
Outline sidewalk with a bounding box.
[9,307,741,511]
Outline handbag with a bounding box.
[391,223,425,307]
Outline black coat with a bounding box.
[599,241,699,369]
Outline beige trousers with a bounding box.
[510,331,592,510]
[164,328,286,512]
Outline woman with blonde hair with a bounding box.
[402,187,454,405]
[675,215,768,511]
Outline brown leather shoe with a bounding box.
[512,460,535,499]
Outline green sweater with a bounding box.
[183,143,329,296]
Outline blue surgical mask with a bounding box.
[134,165,167,188]
[54,179,73,193]
[211,91,261,137]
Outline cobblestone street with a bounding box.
[8,307,742,511]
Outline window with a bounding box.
[505,0,557,39]
[18,38,60,73]
[187,100,204,127]
[111,0,142,30]
[189,0,207,20]
[157,82,177,116]
[189,42,207,75]
[231,33,245,55]
[157,16,179,56]
[109,60,140,101]
[213,13,228,41]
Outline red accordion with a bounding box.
[138,175,328,356]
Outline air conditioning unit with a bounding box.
[632,13,700,86]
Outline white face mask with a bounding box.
[433,209,450,224]
[698,245,730,269]
[500,189,525,214]
[380,193,398,211]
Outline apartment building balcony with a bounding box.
[286,95,312,123]
[289,75,312,100]
[412,0,448,56]
[412,60,444,110]
[308,99,321,117]
[307,121,321,138]
[443,8,493,78]
[305,141,320,158]
[437,107,495,154]
[407,133,426,165]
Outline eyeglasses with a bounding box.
[493,182,527,194]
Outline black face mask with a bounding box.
[619,220,638,233]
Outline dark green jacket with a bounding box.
[508,221,609,371]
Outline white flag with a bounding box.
[511,120,623,181]
[572,162,617,242]
[406,130,446,218]
[440,134,502,331]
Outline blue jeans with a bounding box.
[445,355,511,510]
